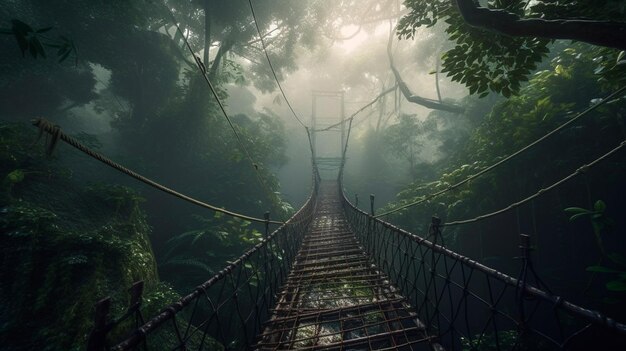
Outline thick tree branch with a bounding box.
[208,39,235,79]
[387,25,464,114]
[454,0,626,51]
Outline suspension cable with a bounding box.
[166,6,284,217]
[441,139,626,227]
[315,85,397,132]
[376,85,626,218]
[32,118,284,225]
[248,0,307,129]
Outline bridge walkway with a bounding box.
[256,182,440,350]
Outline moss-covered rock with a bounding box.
[0,122,178,350]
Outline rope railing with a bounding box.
[339,183,626,350]
[375,85,626,218]
[89,173,319,351]
[314,84,398,133]
[165,6,282,216]
[248,0,307,129]
[441,139,626,227]
[32,118,283,225]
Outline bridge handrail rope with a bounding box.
[442,138,626,226]
[375,85,626,218]
[166,7,282,217]
[248,0,307,129]
[314,84,398,132]
[92,170,319,350]
[110,175,319,350]
[247,0,320,173]
[339,183,626,337]
[32,118,283,225]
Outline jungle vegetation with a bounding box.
[1,0,625,350]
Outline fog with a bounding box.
[2,1,626,349]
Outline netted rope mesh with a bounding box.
[334,85,626,349]
[340,186,626,350]
[375,85,626,218]
[93,177,319,350]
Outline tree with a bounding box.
[398,0,626,97]
[165,0,323,90]
[383,113,428,179]
[453,0,626,51]
[387,21,465,113]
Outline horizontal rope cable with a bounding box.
[248,0,307,129]
[166,7,283,218]
[339,186,626,336]
[314,85,397,132]
[32,118,283,225]
[376,85,626,218]
[442,139,626,227]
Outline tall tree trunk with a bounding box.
[203,0,211,67]
[208,40,234,79]
[435,54,442,102]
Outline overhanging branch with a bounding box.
[387,24,464,114]
[454,0,626,51]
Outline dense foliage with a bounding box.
[398,0,626,96]
[380,42,626,316]
[0,1,314,349]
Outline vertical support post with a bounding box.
[340,91,345,156]
[87,297,111,351]
[519,233,531,261]
[128,281,144,310]
[370,194,375,216]
[128,280,144,327]
[516,233,532,338]
[264,211,270,238]
[355,194,359,207]
[430,216,442,246]
[311,94,317,160]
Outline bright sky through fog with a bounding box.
[335,24,368,53]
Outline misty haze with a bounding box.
[1,1,626,350]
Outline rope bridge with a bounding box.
[27,3,626,343]
[85,173,626,350]
[33,87,626,350]
[32,87,626,351]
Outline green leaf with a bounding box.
[11,19,33,34]
[594,200,606,212]
[563,207,590,214]
[6,169,25,183]
[58,49,71,63]
[606,280,626,292]
[568,212,590,222]
[36,26,53,33]
[608,253,626,267]
[617,51,625,65]
[30,37,46,58]
[586,265,618,273]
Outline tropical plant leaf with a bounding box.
[586,265,618,273]
[606,280,626,292]
[563,207,590,214]
[608,253,626,267]
[594,200,606,212]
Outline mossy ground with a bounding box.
[0,122,179,350]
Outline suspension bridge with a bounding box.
[34,96,626,350]
[24,3,626,349]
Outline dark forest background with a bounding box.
[1,0,625,350]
